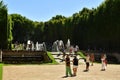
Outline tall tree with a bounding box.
[8,0,120,52]
[0,1,8,49]
[11,14,34,43]
[7,15,13,49]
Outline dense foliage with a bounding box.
[0,0,120,52]
[0,1,9,49]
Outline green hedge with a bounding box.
[77,52,86,59]
[47,52,58,64]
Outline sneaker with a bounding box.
[64,75,68,77]
[101,69,105,71]
[70,75,74,77]
[73,74,76,76]
[62,76,68,78]
[84,70,89,72]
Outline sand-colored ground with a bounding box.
[3,64,120,80]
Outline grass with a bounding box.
[0,63,3,80]
[77,51,86,59]
[47,52,59,64]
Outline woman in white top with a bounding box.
[85,54,90,71]
[101,54,107,71]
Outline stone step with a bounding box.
[51,52,85,64]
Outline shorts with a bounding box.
[73,65,78,68]
[86,62,89,66]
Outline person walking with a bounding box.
[72,56,78,76]
[85,53,90,71]
[90,53,95,66]
[65,54,72,77]
[101,53,107,71]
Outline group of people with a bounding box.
[65,54,78,77]
[64,53,107,77]
[84,53,107,71]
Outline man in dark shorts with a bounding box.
[73,56,78,76]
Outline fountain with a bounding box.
[43,42,47,51]
[35,42,47,51]
[26,40,31,50]
[36,42,39,51]
[52,40,64,52]
[66,39,70,52]
[52,40,59,52]
[31,41,35,51]
[58,40,64,52]
[0,50,2,62]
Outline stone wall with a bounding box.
[2,50,52,64]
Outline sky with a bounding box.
[4,0,105,22]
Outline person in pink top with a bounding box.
[90,53,95,66]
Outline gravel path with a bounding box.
[3,64,120,80]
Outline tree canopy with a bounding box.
[0,0,120,52]
[0,1,8,49]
